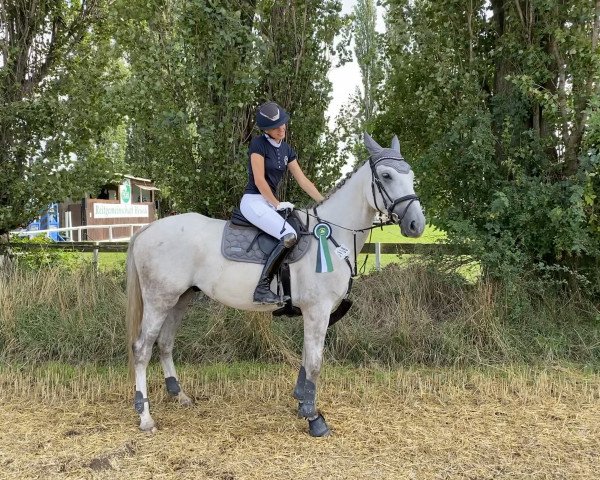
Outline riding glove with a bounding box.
[276,202,295,211]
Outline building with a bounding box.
[57,175,159,241]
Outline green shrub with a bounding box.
[7,236,83,270]
[1,262,598,367]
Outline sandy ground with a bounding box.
[0,364,599,479]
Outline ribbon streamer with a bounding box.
[314,223,333,273]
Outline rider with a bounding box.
[240,101,324,304]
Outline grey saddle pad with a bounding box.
[221,222,311,264]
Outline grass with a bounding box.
[3,361,599,408]
[1,255,598,477]
[1,261,598,368]
[369,223,446,244]
[80,251,127,271]
[91,225,444,273]
[10,224,445,273]
[358,224,455,274]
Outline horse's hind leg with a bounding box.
[158,289,196,406]
[133,304,168,432]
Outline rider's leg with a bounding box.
[253,232,297,304]
[240,194,298,304]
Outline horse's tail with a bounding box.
[126,226,149,378]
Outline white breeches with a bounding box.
[240,194,297,240]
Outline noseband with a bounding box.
[369,156,420,224]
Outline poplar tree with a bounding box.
[380,0,600,287]
[119,0,347,216]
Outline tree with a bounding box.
[119,0,347,217]
[379,0,600,288]
[0,0,126,234]
[255,0,348,204]
[354,0,383,123]
[335,0,383,166]
[1,0,349,233]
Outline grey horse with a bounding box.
[126,133,425,436]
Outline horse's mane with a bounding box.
[309,160,365,209]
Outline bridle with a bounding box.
[369,156,420,225]
[304,154,422,277]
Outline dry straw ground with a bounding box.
[1,363,599,479]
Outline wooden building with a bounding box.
[58,175,159,241]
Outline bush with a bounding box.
[1,261,598,367]
[6,236,83,270]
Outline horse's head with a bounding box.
[363,133,425,237]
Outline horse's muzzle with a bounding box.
[399,204,425,237]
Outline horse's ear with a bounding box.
[391,135,401,154]
[363,132,382,156]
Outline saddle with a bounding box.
[221,208,311,264]
[221,208,352,326]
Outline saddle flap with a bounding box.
[221,217,311,265]
[257,232,278,253]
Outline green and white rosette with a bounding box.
[314,222,333,273]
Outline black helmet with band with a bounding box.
[256,101,289,130]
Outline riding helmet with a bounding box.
[256,101,289,130]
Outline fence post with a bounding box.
[92,241,99,272]
[130,224,134,239]
[375,242,381,271]
[65,211,73,242]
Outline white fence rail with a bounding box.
[10,223,148,242]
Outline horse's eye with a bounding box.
[382,172,392,179]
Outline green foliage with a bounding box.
[378,0,600,291]
[353,0,384,122]
[1,0,347,231]
[1,263,598,366]
[336,0,384,165]
[0,1,128,234]
[113,0,347,217]
[7,237,83,270]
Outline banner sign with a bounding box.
[120,178,132,204]
[93,203,148,219]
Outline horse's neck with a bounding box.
[312,164,375,256]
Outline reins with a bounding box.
[278,155,420,278]
[303,206,387,277]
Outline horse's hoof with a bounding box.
[308,414,330,437]
[178,392,193,406]
[139,417,156,432]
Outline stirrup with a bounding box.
[253,295,285,305]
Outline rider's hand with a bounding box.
[276,201,295,211]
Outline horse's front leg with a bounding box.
[295,304,332,437]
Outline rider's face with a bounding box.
[265,124,286,141]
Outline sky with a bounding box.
[326,0,386,128]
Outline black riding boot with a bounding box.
[253,233,296,304]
